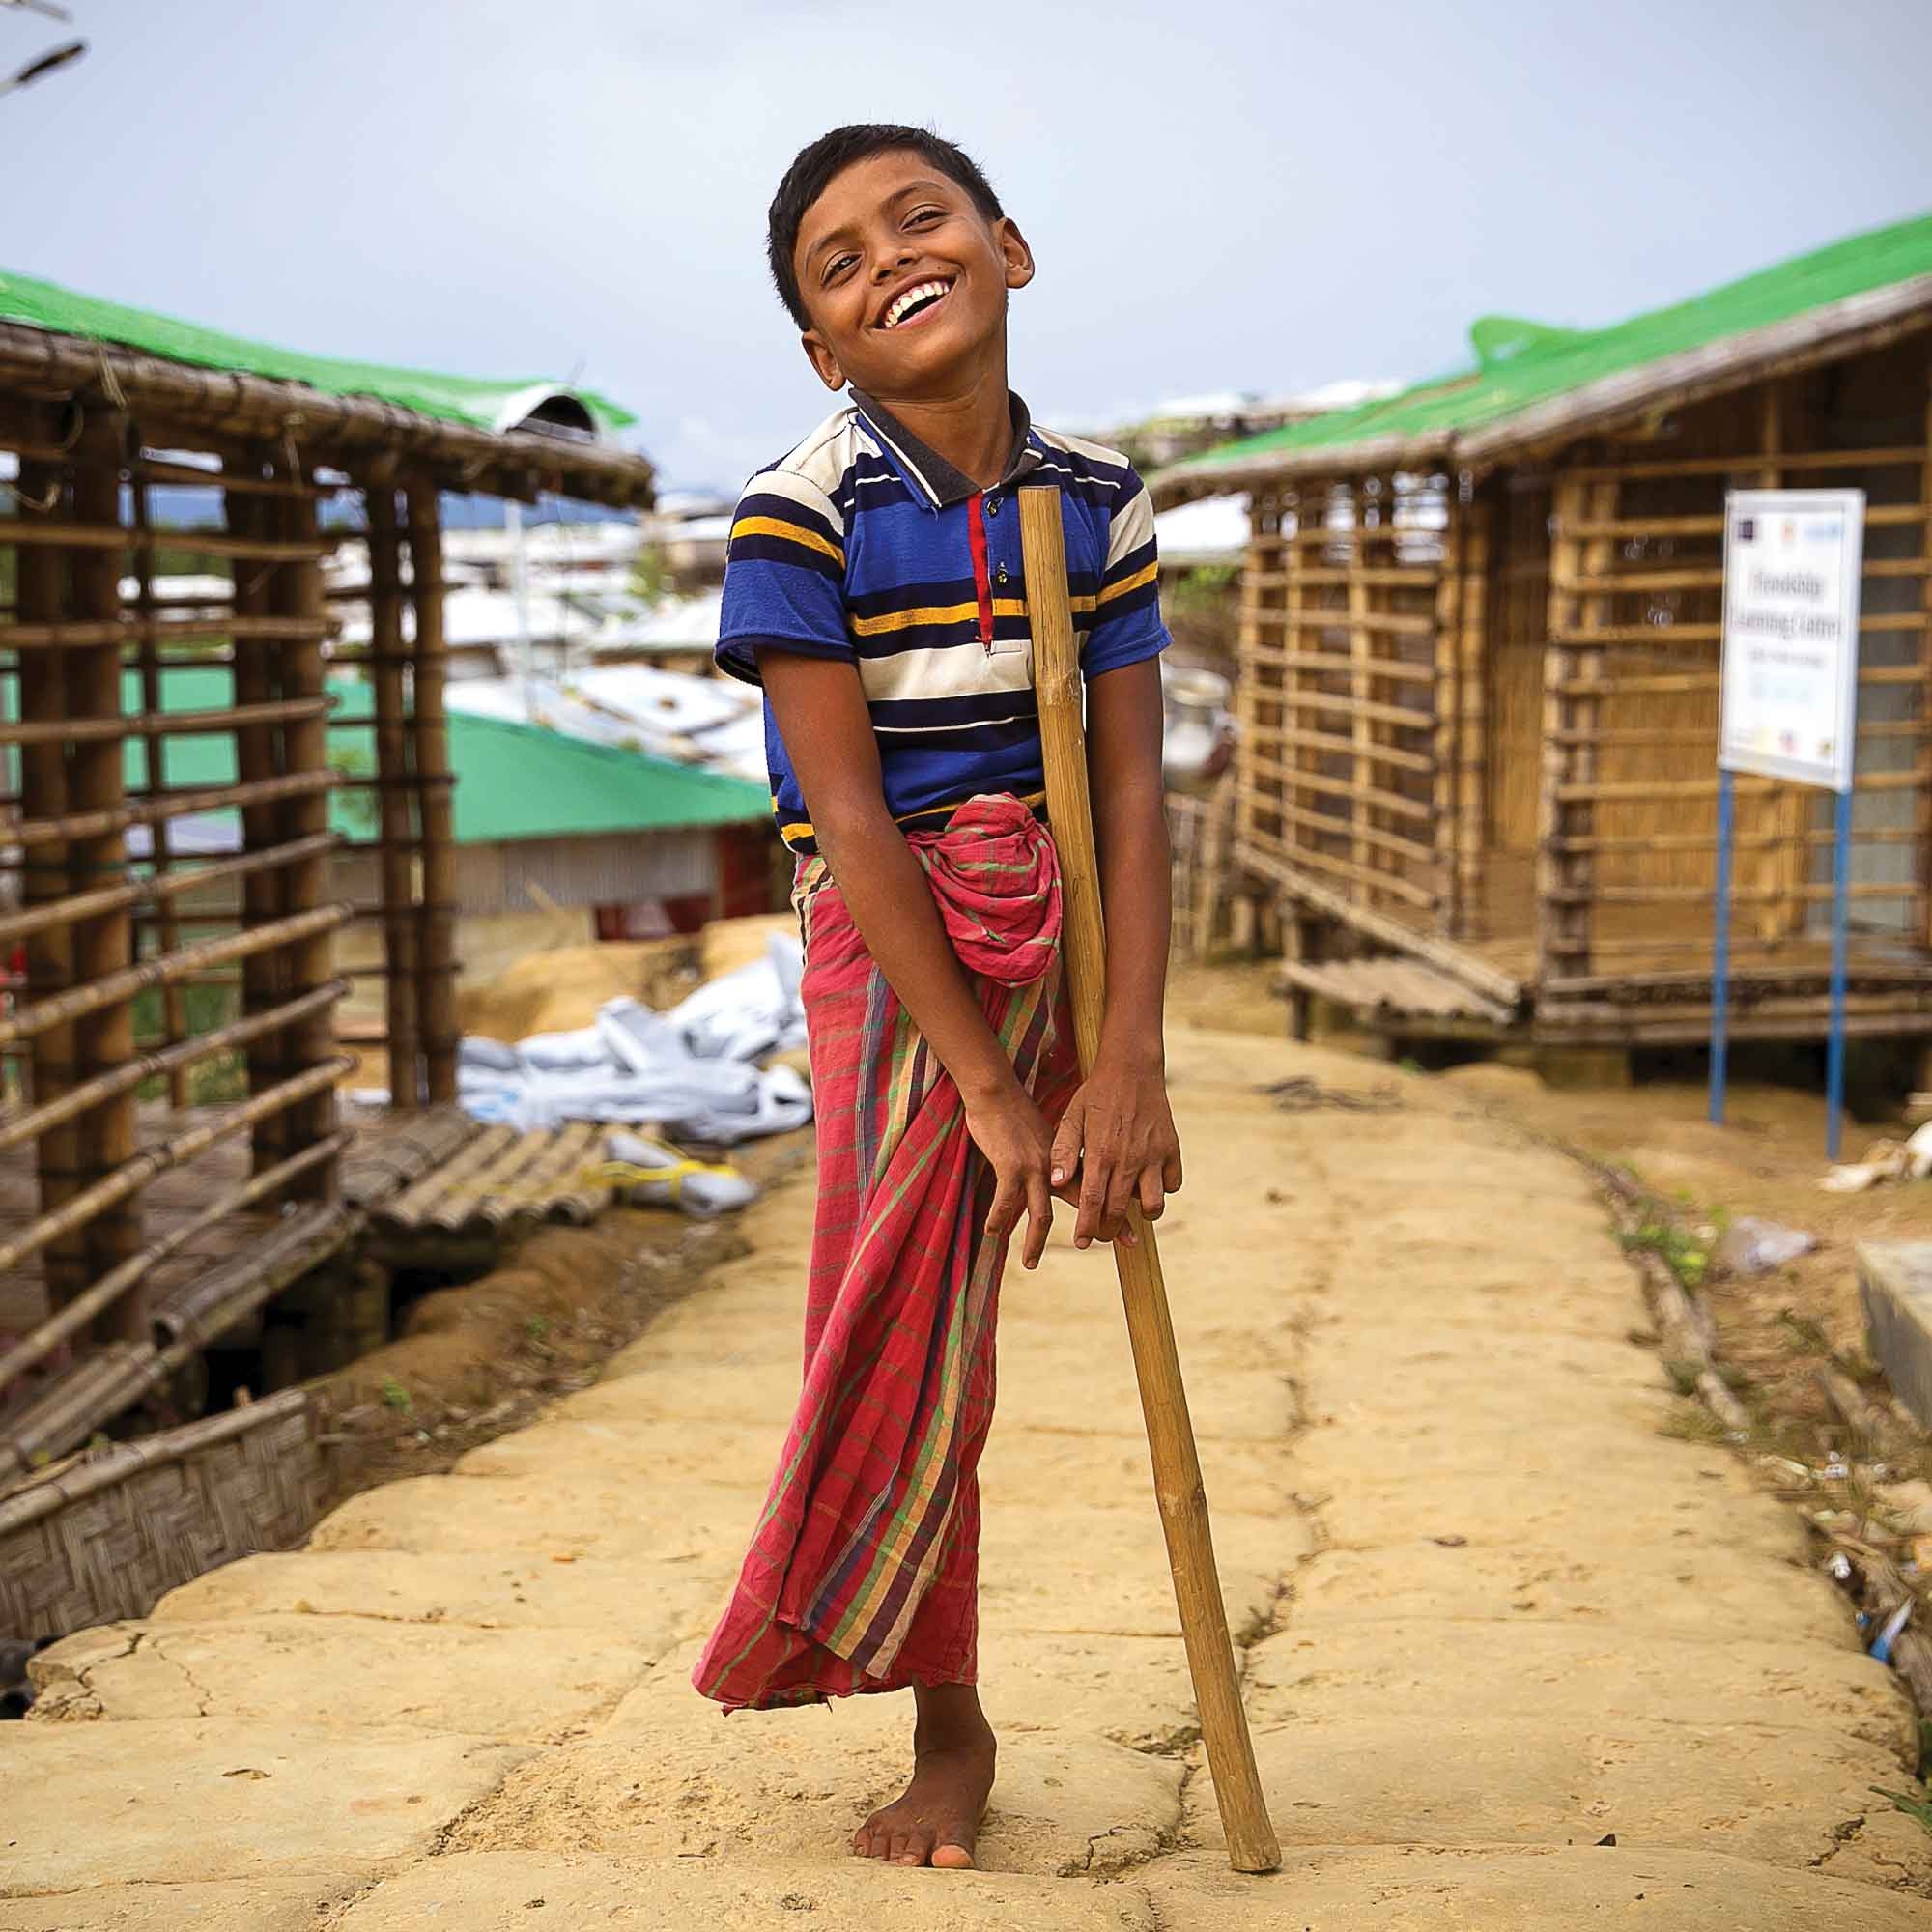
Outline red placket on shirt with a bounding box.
[966,492,995,650]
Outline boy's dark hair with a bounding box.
[767,124,1003,330]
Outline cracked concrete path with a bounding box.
[6,1026,1931,1927]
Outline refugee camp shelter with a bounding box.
[1153,213,1932,1054]
[0,270,655,1480]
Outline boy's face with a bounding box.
[791,150,1033,396]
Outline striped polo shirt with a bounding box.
[714,390,1168,854]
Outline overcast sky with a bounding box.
[9,1,1932,492]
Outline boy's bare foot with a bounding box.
[852,1683,996,1869]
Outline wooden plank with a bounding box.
[1278,955,1515,1028]
[1236,838,1523,1006]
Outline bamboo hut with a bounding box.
[1152,213,1932,1060]
[0,269,654,1475]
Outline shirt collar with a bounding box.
[847,387,1043,511]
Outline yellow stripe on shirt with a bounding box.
[729,515,845,568]
[779,787,1049,849]
[1096,558,1158,605]
[848,592,1097,638]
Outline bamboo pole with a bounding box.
[0,1127,355,1391]
[0,1057,351,1281]
[0,980,347,1157]
[0,831,334,952]
[227,455,288,1175]
[0,696,330,747]
[1918,352,1932,975]
[270,462,341,1203]
[1454,493,1492,939]
[129,466,193,1108]
[0,614,329,649]
[1347,494,1374,898]
[13,424,87,1314]
[0,904,351,1048]
[1019,485,1279,1876]
[407,479,460,1102]
[6,770,338,853]
[0,519,333,561]
[65,425,145,1344]
[366,484,422,1107]
[1431,494,1463,929]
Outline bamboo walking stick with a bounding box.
[1019,486,1280,1875]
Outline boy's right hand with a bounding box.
[966,1086,1057,1272]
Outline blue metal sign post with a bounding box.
[1711,489,1864,1155]
[1824,784,1855,1162]
[1708,771,1735,1126]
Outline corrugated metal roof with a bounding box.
[111,667,768,844]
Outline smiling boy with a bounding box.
[692,125,1180,1871]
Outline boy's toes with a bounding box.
[890,1828,926,1865]
[931,1839,976,1870]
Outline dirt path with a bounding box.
[7,1024,1932,1928]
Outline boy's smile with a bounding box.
[791,152,1033,400]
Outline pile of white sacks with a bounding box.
[457,931,813,1150]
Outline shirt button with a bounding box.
[996,564,1009,585]
[985,497,1000,517]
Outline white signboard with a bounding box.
[1719,488,1864,793]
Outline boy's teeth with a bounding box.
[886,281,948,327]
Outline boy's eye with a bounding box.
[822,253,858,285]
[906,207,944,227]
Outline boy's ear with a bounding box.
[800,328,844,392]
[999,218,1036,293]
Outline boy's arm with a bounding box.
[1049,658,1182,1248]
[758,650,1061,1269]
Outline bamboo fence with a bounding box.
[0,344,645,1473]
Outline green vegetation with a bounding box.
[1618,1219,1711,1292]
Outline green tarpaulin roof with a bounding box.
[1164,210,1932,488]
[0,267,637,436]
[105,668,766,844]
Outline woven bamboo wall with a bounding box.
[0,1389,322,1638]
[1236,474,1462,932]
[1535,337,1932,989]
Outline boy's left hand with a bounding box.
[1049,1057,1183,1251]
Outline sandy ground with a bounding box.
[8,1015,1932,1927]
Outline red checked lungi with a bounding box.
[693,795,1078,1711]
